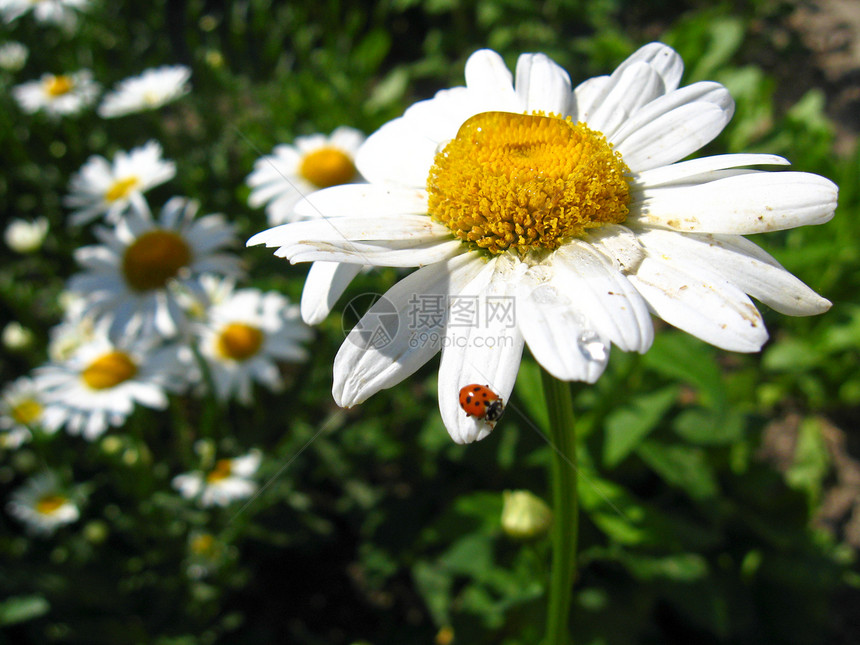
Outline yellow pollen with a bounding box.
[45,75,74,97]
[105,176,141,203]
[36,494,68,515]
[81,351,138,390]
[299,147,356,189]
[207,459,233,483]
[11,398,42,425]
[122,229,192,292]
[427,111,631,255]
[216,323,264,361]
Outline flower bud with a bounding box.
[501,490,552,540]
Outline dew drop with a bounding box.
[577,331,607,363]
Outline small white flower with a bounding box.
[65,141,176,226]
[172,449,261,507]
[68,197,243,342]
[6,472,81,536]
[194,284,311,404]
[34,328,185,440]
[0,41,28,71]
[250,43,837,444]
[247,127,365,227]
[0,0,88,26]
[0,376,60,448]
[4,216,49,253]
[98,65,191,119]
[2,321,35,351]
[48,292,100,362]
[12,70,99,117]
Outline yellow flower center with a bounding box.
[11,398,42,425]
[45,75,74,97]
[206,459,232,483]
[36,494,68,516]
[122,229,192,292]
[216,323,264,361]
[427,112,631,255]
[300,147,356,188]
[104,176,141,203]
[81,351,138,390]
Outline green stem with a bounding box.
[541,369,578,645]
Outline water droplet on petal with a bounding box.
[577,330,608,363]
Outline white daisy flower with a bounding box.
[0,41,28,71]
[12,69,99,117]
[6,472,80,536]
[172,449,261,507]
[4,216,49,253]
[249,43,837,444]
[65,141,176,226]
[246,128,367,325]
[194,284,311,404]
[247,127,365,227]
[2,321,35,352]
[34,327,186,440]
[0,0,88,26]
[68,197,243,342]
[0,376,61,448]
[98,65,191,119]
[174,273,236,323]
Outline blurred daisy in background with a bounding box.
[65,140,176,226]
[48,292,100,362]
[68,197,243,341]
[185,531,228,579]
[174,273,236,323]
[172,449,261,507]
[194,285,311,404]
[12,70,99,117]
[0,376,61,449]
[247,127,369,325]
[6,472,81,536]
[2,321,36,352]
[0,41,28,72]
[34,328,186,440]
[98,65,191,118]
[250,43,837,444]
[247,127,365,226]
[0,0,88,26]
[4,216,49,253]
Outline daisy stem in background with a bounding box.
[190,343,223,436]
[541,370,578,645]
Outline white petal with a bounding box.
[632,171,838,234]
[355,117,437,188]
[584,224,647,274]
[285,239,464,267]
[517,265,611,383]
[514,53,572,114]
[301,261,364,324]
[583,63,663,137]
[635,153,790,188]
[628,255,768,352]
[333,251,486,407]
[292,184,428,220]
[633,228,831,315]
[621,42,684,93]
[611,82,733,170]
[553,241,654,353]
[464,49,520,112]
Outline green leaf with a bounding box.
[673,407,745,445]
[412,560,452,627]
[642,332,726,409]
[785,417,831,506]
[603,386,678,467]
[0,595,50,626]
[637,441,719,500]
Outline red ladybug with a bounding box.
[459,384,505,422]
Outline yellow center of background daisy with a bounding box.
[206,459,233,483]
[36,494,68,515]
[191,533,216,555]
[105,176,141,203]
[11,399,42,425]
[122,230,192,291]
[82,351,138,390]
[300,147,356,188]
[45,75,73,97]
[217,323,264,361]
[427,111,631,254]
